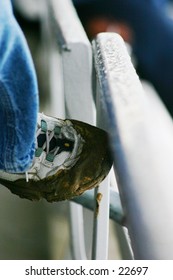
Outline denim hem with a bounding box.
[0,80,35,172]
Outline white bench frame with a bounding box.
[39,0,173,260]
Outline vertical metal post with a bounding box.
[92,177,110,259]
[91,77,111,260]
[48,0,96,259]
[69,202,87,259]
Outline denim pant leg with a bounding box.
[0,0,39,172]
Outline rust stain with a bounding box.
[96,192,103,217]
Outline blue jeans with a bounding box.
[0,0,39,172]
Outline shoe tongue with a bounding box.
[37,134,46,148]
[37,133,74,154]
[37,134,57,152]
[56,138,74,154]
[49,137,57,151]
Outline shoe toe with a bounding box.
[45,120,113,201]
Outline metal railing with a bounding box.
[42,0,128,260]
[93,32,173,259]
[38,0,173,259]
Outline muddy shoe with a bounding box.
[0,113,113,202]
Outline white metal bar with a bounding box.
[92,177,110,260]
[68,202,87,260]
[39,0,65,118]
[93,32,173,259]
[91,76,112,260]
[71,188,124,225]
[47,0,96,260]
[49,0,95,124]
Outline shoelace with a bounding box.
[25,118,84,182]
[25,120,77,182]
[35,119,65,161]
[25,120,60,182]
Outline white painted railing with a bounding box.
[43,0,126,260]
[93,32,173,259]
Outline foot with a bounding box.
[0,113,113,202]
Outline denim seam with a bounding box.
[0,79,17,171]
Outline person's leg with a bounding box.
[0,0,113,203]
[0,0,39,172]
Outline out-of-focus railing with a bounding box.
[93,32,173,259]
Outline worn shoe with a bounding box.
[0,113,112,202]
